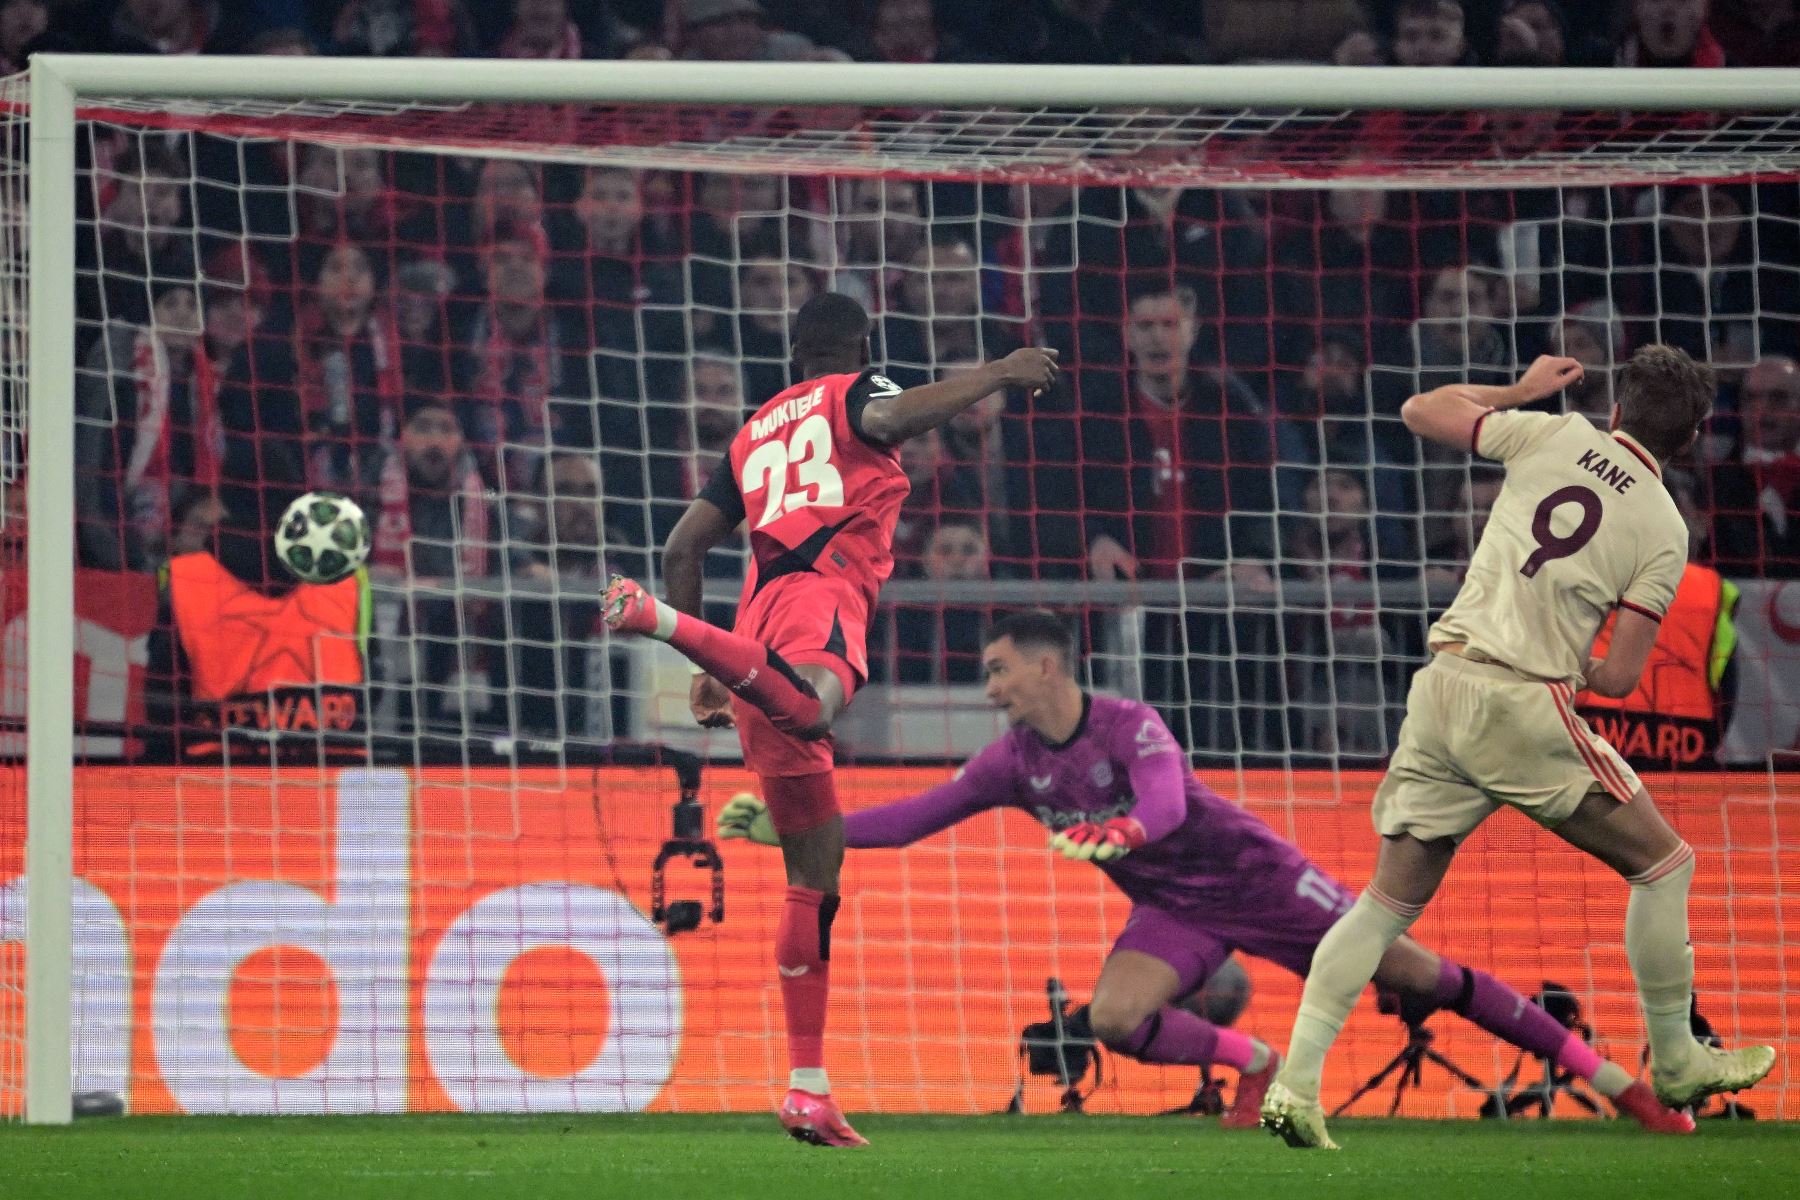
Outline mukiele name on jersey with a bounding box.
[750,386,826,441]
[1575,447,1637,495]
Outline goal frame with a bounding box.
[18,52,1800,1124]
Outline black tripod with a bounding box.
[1334,1019,1493,1117]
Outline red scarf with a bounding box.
[296,307,404,431]
[125,327,220,543]
[469,309,553,436]
[371,449,490,579]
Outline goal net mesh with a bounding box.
[1,80,1796,1118]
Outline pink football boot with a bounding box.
[778,1089,870,1147]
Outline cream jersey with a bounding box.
[1429,410,1687,686]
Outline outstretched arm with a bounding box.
[1401,355,1584,452]
[857,348,1059,446]
[719,741,1017,848]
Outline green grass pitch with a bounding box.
[4,1115,1796,1200]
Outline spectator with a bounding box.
[368,396,493,585]
[457,217,593,492]
[891,425,948,572]
[1710,0,1800,67]
[990,182,1074,326]
[1078,284,1282,580]
[892,517,993,684]
[75,142,193,350]
[278,143,430,288]
[644,355,751,586]
[0,0,48,74]
[675,0,817,60]
[508,450,627,742]
[1637,184,1761,375]
[463,157,546,268]
[1274,331,1417,561]
[391,256,458,396]
[1555,307,1625,426]
[685,171,788,336]
[1271,187,1415,368]
[1280,469,1393,755]
[1705,355,1800,576]
[1390,0,1471,66]
[1331,24,1386,64]
[107,0,216,55]
[551,164,686,404]
[1381,263,1512,518]
[731,255,818,405]
[867,0,960,63]
[1040,185,1270,370]
[365,396,499,736]
[909,359,1083,579]
[1496,0,1562,62]
[828,177,927,315]
[1424,464,1504,587]
[881,231,1019,386]
[327,0,475,56]
[294,240,402,492]
[202,243,305,585]
[75,278,219,572]
[495,0,590,57]
[1617,0,1725,67]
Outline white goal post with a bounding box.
[16,54,1800,1125]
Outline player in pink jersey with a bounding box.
[718,611,1692,1135]
[603,293,1057,1146]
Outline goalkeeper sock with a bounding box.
[1625,842,1702,1070]
[1279,886,1422,1096]
[1434,958,1570,1063]
[664,612,824,737]
[1120,1008,1264,1072]
[777,885,839,1091]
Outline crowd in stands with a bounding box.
[8,0,1800,753]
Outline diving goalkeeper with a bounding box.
[718,610,1691,1131]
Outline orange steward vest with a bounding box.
[167,552,365,702]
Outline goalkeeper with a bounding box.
[718,610,1690,1131]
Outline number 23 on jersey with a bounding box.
[740,414,845,529]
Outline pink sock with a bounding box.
[776,885,838,1072]
[1555,1031,1605,1081]
[1118,1007,1258,1070]
[667,611,823,734]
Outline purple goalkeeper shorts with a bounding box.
[1109,860,1356,995]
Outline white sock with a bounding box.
[790,1068,830,1094]
[1246,1040,1272,1074]
[650,597,678,641]
[1626,843,1701,1071]
[1279,888,1423,1097]
[1592,1061,1634,1099]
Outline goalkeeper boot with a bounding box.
[1259,1079,1339,1150]
[1221,1053,1280,1130]
[779,1089,869,1148]
[1652,1043,1776,1110]
[601,575,662,638]
[1611,1080,1696,1134]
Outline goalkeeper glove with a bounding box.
[716,792,779,846]
[1048,817,1147,864]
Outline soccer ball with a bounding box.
[275,491,371,584]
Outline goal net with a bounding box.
[3,58,1798,1122]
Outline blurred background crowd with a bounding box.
[4,0,1797,757]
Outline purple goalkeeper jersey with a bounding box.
[844,693,1315,916]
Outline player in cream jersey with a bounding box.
[1264,347,1776,1149]
[1430,408,1687,687]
